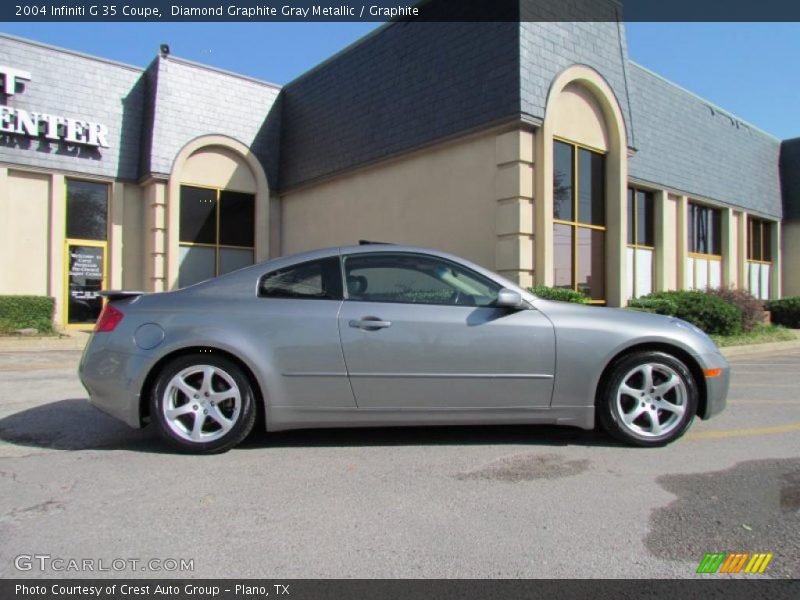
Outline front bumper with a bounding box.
[693,352,730,420]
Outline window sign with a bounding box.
[67,245,104,324]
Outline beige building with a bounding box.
[0,21,795,330]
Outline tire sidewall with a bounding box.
[151,354,256,454]
[600,351,698,447]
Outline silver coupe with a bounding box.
[79,244,729,453]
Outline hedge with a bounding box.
[528,285,587,304]
[705,288,764,332]
[628,290,742,336]
[0,295,55,334]
[766,297,800,328]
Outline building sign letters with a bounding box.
[0,64,110,148]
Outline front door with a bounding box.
[337,252,555,409]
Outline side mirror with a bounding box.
[495,288,527,310]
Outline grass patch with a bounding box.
[710,324,797,348]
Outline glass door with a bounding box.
[64,180,109,328]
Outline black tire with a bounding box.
[151,354,257,454]
[598,351,698,447]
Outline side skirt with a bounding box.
[265,405,595,432]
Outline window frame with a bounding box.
[747,216,772,264]
[627,186,656,299]
[63,178,111,330]
[341,251,503,307]
[687,201,722,259]
[178,184,256,286]
[552,137,607,304]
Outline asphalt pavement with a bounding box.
[0,346,797,579]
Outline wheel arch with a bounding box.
[594,342,708,419]
[139,346,266,429]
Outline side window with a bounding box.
[343,253,501,307]
[258,257,343,300]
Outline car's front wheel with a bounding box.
[598,351,698,447]
[151,354,256,453]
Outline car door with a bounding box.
[256,255,356,409]
[337,252,555,409]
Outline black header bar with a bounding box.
[2,0,800,23]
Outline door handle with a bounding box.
[349,317,392,331]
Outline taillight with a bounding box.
[94,304,124,332]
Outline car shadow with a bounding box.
[0,398,624,453]
[0,398,167,453]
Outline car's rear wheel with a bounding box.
[151,354,256,453]
[598,351,697,447]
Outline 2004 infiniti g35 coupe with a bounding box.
[79,244,729,453]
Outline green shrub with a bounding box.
[706,288,764,332]
[630,290,742,336]
[766,297,800,328]
[0,295,55,334]
[528,286,587,304]
[628,296,679,315]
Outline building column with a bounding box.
[48,173,66,325]
[143,180,167,292]
[771,221,782,299]
[109,181,125,289]
[494,129,535,288]
[737,211,748,292]
[676,195,689,289]
[653,189,668,292]
[721,207,736,288]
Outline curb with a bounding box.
[720,338,800,358]
[0,332,89,352]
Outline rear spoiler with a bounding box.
[99,290,146,302]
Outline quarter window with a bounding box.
[178,185,255,287]
[258,257,343,300]
[343,253,501,307]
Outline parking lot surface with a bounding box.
[0,346,798,579]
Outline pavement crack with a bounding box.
[1,499,65,523]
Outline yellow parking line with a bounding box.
[686,422,800,440]
[732,371,799,375]
[729,400,800,405]
[730,383,797,387]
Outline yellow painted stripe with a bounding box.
[731,383,798,388]
[758,554,773,573]
[686,422,800,440]
[730,400,800,405]
[732,371,800,375]
[745,553,772,573]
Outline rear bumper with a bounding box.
[693,352,730,420]
[79,337,151,429]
